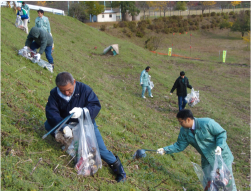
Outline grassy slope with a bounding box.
[1,8,250,190]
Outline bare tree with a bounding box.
[136,1,149,20]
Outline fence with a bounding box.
[1,1,65,15]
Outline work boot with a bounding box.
[51,64,54,70]
[109,156,126,182]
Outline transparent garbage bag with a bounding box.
[71,108,102,176]
[192,154,235,191]
[15,16,25,31]
[149,76,154,89]
[185,88,200,107]
[18,47,53,73]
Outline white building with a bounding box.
[95,10,117,22]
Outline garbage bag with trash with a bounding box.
[18,47,53,73]
[69,108,102,176]
[185,88,200,107]
[192,154,235,191]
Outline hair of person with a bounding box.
[145,66,151,70]
[22,2,25,4]
[37,9,44,14]
[176,109,194,120]
[55,72,74,86]
[180,71,185,76]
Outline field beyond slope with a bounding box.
[1,7,250,190]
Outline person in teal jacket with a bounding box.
[157,109,237,190]
[35,9,51,34]
[140,66,153,98]
[21,2,30,23]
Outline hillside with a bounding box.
[1,7,250,190]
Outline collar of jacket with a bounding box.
[184,118,199,134]
[54,81,81,101]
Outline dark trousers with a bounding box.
[178,96,187,111]
[44,120,116,164]
[30,42,54,64]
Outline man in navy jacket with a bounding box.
[45,72,126,182]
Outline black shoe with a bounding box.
[51,64,54,70]
[109,156,126,182]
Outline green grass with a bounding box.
[1,7,250,190]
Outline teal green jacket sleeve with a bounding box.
[163,128,189,154]
[207,119,227,149]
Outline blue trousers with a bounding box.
[30,42,54,64]
[141,85,152,97]
[178,96,187,111]
[44,121,116,165]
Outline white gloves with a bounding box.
[35,53,41,61]
[17,15,21,19]
[149,75,151,78]
[192,88,194,91]
[23,46,28,50]
[170,93,172,95]
[157,148,165,155]
[63,126,73,138]
[69,107,83,118]
[50,33,52,36]
[215,146,222,155]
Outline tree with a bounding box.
[136,1,149,19]
[68,2,88,22]
[242,31,250,44]
[147,1,168,17]
[216,1,231,12]
[37,1,47,6]
[231,1,241,12]
[167,1,176,16]
[111,1,140,21]
[231,11,250,37]
[175,1,187,16]
[85,1,105,22]
[187,1,196,15]
[202,1,216,13]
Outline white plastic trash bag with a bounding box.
[15,16,25,30]
[18,47,53,73]
[71,108,102,176]
[192,154,235,191]
[185,88,200,107]
[149,76,154,89]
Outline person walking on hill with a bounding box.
[44,72,126,182]
[140,66,153,98]
[35,9,51,34]
[24,27,54,70]
[156,109,237,190]
[16,6,29,34]
[170,71,193,111]
[21,2,30,23]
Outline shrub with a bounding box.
[162,17,168,22]
[203,13,207,17]
[169,28,173,33]
[211,24,215,28]
[217,12,220,16]
[119,21,128,28]
[221,12,225,16]
[194,25,199,30]
[201,25,206,29]
[184,26,189,31]
[206,13,210,17]
[179,27,184,34]
[122,28,127,33]
[191,14,196,18]
[229,11,235,15]
[155,28,161,33]
[199,14,203,18]
[148,24,154,30]
[195,21,199,26]
[223,14,229,20]
[145,19,151,25]
[189,25,194,30]
[126,31,132,38]
[219,21,231,29]
[232,15,236,19]
[172,23,177,28]
[162,28,169,34]
[100,25,106,31]
[206,24,210,29]
[136,29,145,37]
[138,20,147,30]
[113,23,118,28]
[216,18,221,23]
[145,36,162,51]
[245,10,250,16]
[173,27,179,33]
[211,12,216,16]
[128,21,136,29]
[178,22,184,27]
